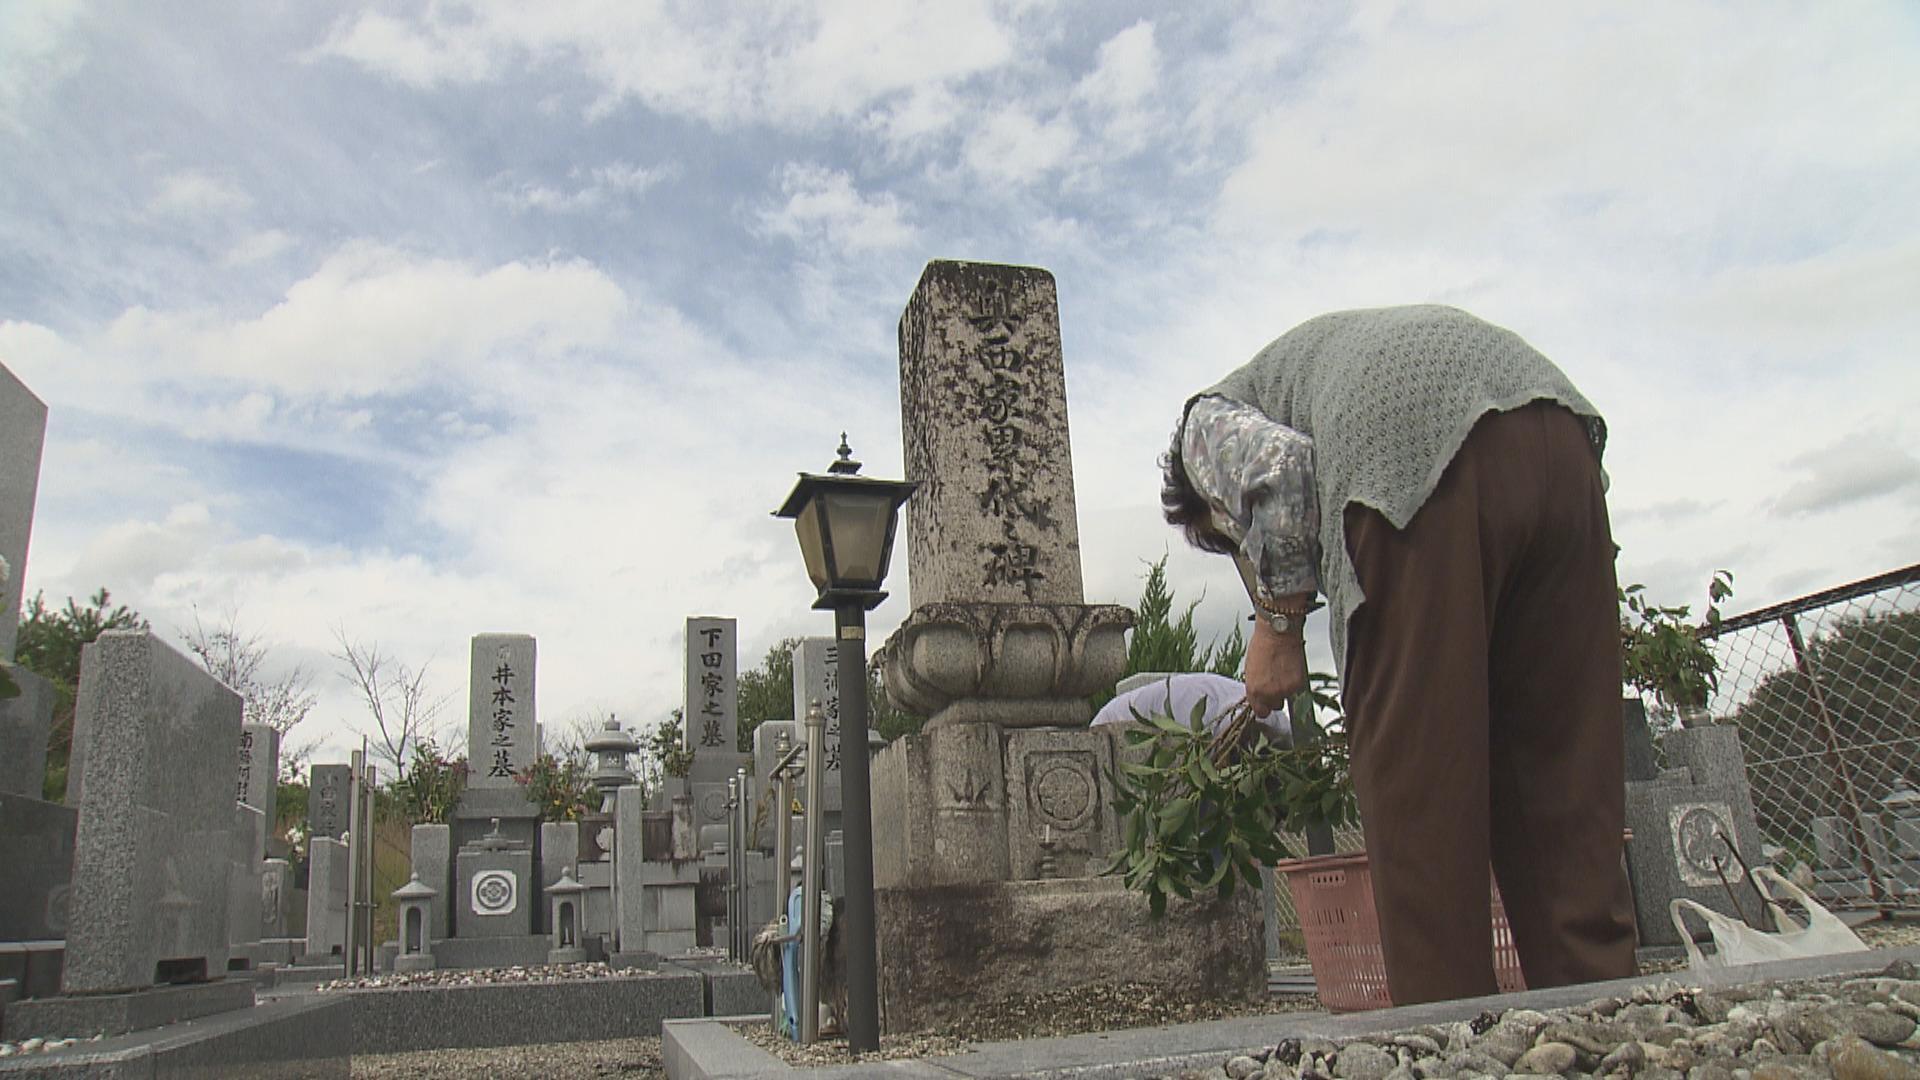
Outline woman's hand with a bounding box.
[1244,617,1308,717]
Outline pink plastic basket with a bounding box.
[1274,851,1525,1011]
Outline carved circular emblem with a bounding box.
[700,789,729,822]
[1675,806,1733,878]
[1032,762,1094,830]
[471,869,518,916]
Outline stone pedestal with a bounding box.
[874,877,1262,1033]
[226,805,265,964]
[870,722,1124,888]
[1624,723,1765,946]
[455,824,536,938]
[878,603,1131,729]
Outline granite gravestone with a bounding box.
[451,634,542,860]
[790,638,841,814]
[304,837,349,960]
[683,617,747,836]
[235,723,278,862]
[1623,722,1766,946]
[469,634,538,788]
[64,631,243,992]
[455,822,535,938]
[307,763,351,841]
[0,362,47,662]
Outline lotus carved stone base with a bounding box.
[876,602,1134,728]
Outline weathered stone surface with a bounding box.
[304,836,349,960]
[0,362,46,663]
[790,637,842,812]
[307,763,352,840]
[897,260,1084,607]
[0,666,53,798]
[1004,726,1122,880]
[0,791,75,939]
[877,602,1132,728]
[410,823,451,941]
[870,721,1010,888]
[63,631,242,992]
[468,633,538,788]
[873,876,1262,1032]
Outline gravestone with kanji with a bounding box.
[682,617,748,838]
[790,637,842,814]
[468,633,539,789]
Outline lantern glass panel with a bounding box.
[794,498,830,590]
[820,488,895,587]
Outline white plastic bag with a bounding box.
[1670,866,1868,972]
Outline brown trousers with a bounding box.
[1341,402,1637,1004]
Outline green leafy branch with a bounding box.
[1106,674,1358,917]
[1621,570,1733,716]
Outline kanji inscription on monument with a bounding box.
[682,617,737,757]
[898,260,1085,608]
[791,637,842,812]
[469,633,538,788]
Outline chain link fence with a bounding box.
[1700,563,1920,910]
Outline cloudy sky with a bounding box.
[4,1,1917,765]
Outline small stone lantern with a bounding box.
[547,868,589,964]
[392,873,438,973]
[585,716,640,814]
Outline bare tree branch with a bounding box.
[181,607,318,735]
[330,630,451,778]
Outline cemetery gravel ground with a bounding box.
[345,921,1920,1078]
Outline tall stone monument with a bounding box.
[236,723,278,861]
[868,261,1254,1031]
[790,637,841,814]
[307,763,351,841]
[682,617,748,839]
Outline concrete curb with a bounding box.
[0,992,350,1078]
[664,946,1920,1080]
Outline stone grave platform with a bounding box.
[1,978,255,1042]
[0,990,347,1077]
[340,968,708,1054]
[874,876,1264,1034]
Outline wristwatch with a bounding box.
[1251,594,1310,637]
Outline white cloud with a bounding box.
[316,0,1016,129]
[498,162,673,213]
[757,164,917,252]
[104,242,629,399]
[150,170,252,216]
[1775,434,1920,518]
[963,106,1077,186]
[1075,20,1158,110]
[0,0,84,134]
[225,229,295,266]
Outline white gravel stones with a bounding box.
[1191,961,1920,1080]
[317,960,620,992]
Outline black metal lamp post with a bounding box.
[773,434,917,1054]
